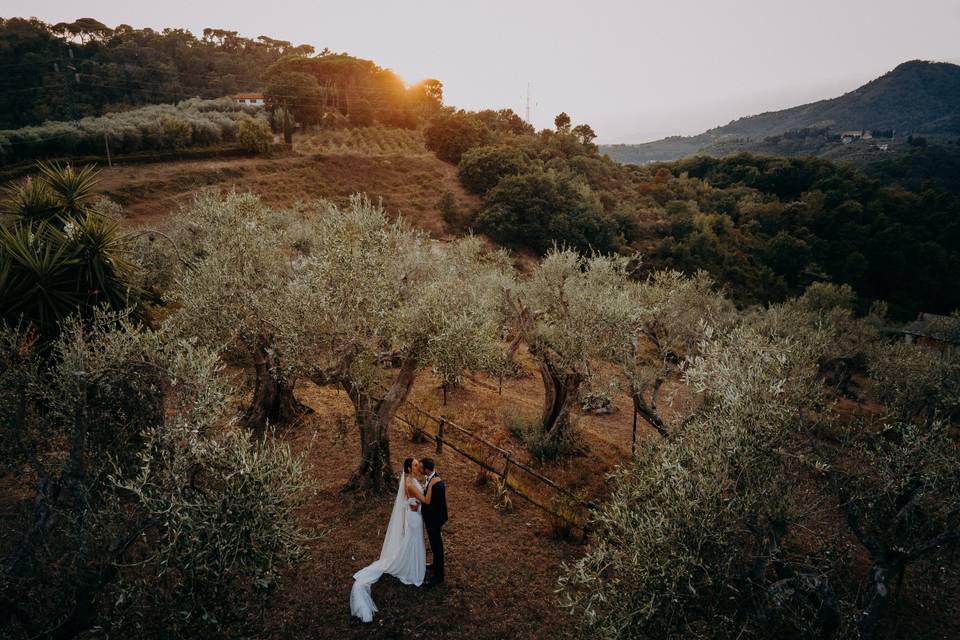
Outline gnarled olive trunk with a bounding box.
[631,377,668,437]
[539,356,583,442]
[858,561,900,640]
[342,356,419,493]
[244,332,309,437]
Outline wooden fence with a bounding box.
[391,399,593,537]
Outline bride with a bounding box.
[350,457,438,623]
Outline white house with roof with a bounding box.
[232,92,265,107]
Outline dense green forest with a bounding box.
[0,18,300,128]
[647,153,960,317]
[0,17,440,133]
[428,110,960,319]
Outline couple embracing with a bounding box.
[350,457,448,623]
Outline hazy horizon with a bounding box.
[5,0,959,143]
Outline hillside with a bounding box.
[93,127,479,236]
[602,60,960,164]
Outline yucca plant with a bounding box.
[0,222,83,333]
[0,176,59,225]
[67,213,137,309]
[0,162,137,336]
[1,161,101,227]
[37,160,101,219]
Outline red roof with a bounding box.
[233,92,264,100]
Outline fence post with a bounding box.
[502,456,512,486]
[436,418,445,454]
[103,132,112,167]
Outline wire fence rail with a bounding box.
[391,399,594,537]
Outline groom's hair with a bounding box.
[421,458,435,472]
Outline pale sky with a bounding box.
[6,1,960,142]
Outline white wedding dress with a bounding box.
[350,473,427,622]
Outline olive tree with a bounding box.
[560,297,838,639]
[293,196,511,491]
[0,313,307,639]
[513,249,637,445]
[162,191,310,434]
[562,283,960,639]
[823,339,960,639]
[617,269,732,438]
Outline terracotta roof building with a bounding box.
[232,92,265,106]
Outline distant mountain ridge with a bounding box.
[603,60,960,164]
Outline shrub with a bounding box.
[506,413,581,461]
[457,144,529,195]
[470,168,618,254]
[0,98,260,164]
[1,163,136,336]
[580,390,614,414]
[160,116,192,149]
[438,190,459,227]
[0,314,308,639]
[425,110,489,163]
[238,117,272,153]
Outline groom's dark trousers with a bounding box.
[422,476,448,580]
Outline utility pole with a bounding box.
[525,82,531,124]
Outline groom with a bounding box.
[419,458,447,586]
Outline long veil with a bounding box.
[378,472,407,563]
[350,473,408,623]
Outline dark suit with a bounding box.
[421,473,448,580]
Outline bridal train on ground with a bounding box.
[350,473,426,623]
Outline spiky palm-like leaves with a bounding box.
[70,212,136,309]
[0,215,136,333]
[37,160,101,219]
[0,162,135,335]
[0,176,59,224]
[0,222,79,331]
[2,161,100,226]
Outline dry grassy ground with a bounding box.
[95,128,479,236]
[263,355,960,639]
[260,342,655,639]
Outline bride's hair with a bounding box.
[403,457,414,474]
